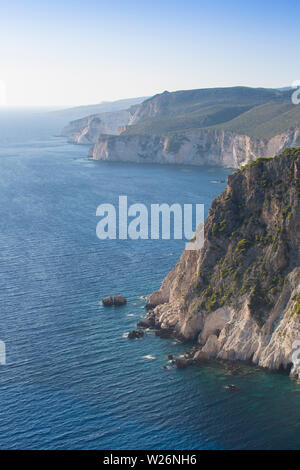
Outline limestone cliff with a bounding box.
[64,87,300,168]
[145,148,300,377]
[90,127,300,168]
[61,109,133,144]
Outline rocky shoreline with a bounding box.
[137,148,300,378]
[136,309,300,377]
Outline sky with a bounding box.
[0,0,299,107]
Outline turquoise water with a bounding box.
[0,110,299,450]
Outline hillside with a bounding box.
[219,101,300,139]
[88,87,300,168]
[52,96,147,123]
[124,87,296,139]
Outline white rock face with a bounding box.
[149,266,300,377]
[61,110,132,144]
[199,306,232,344]
[90,127,300,168]
[208,268,300,373]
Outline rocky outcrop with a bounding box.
[137,317,155,328]
[102,296,114,306]
[113,295,127,306]
[127,329,144,339]
[90,127,300,169]
[145,148,300,377]
[102,295,126,306]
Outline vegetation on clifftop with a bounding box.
[123,87,300,139]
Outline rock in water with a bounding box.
[102,295,127,306]
[102,296,113,306]
[137,317,155,328]
[128,329,144,339]
[113,295,127,306]
[175,357,194,369]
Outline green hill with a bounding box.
[124,87,298,139]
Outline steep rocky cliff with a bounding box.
[61,109,133,144]
[90,127,300,168]
[144,148,300,377]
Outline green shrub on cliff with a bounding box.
[292,295,300,317]
[189,147,299,327]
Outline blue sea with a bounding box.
[0,109,299,450]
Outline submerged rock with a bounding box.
[224,384,240,391]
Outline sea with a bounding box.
[0,108,299,450]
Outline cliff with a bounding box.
[61,109,133,144]
[90,127,300,168]
[144,148,300,377]
[89,87,300,168]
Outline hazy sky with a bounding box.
[0,0,299,106]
